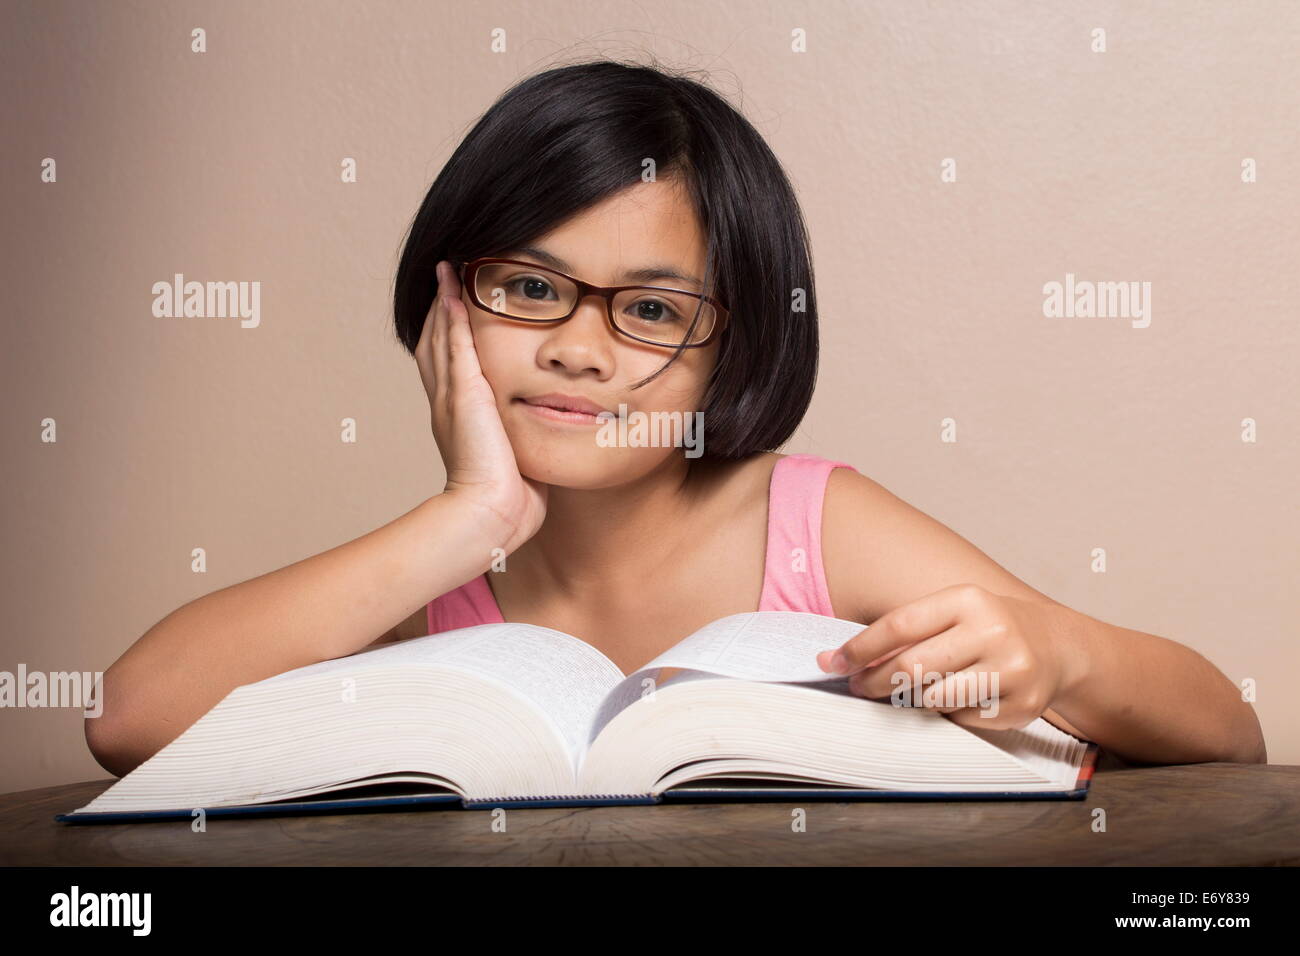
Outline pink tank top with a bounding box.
[425,453,859,634]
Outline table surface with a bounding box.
[2,763,1297,865]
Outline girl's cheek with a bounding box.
[465,322,521,400]
[464,311,496,360]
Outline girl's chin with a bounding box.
[513,447,675,489]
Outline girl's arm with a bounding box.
[821,469,1266,765]
[89,262,547,778]
[85,492,514,778]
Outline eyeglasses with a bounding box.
[456,257,729,349]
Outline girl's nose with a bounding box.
[538,298,614,374]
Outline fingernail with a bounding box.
[823,650,848,674]
[817,649,839,673]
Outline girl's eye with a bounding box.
[506,275,558,300]
[624,297,683,324]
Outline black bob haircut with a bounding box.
[393,58,819,461]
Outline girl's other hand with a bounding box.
[415,260,548,554]
[816,584,1085,731]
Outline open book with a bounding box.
[59,612,1098,823]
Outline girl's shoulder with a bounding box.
[819,456,1063,625]
[733,451,868,620]
[820,463,881,621]
[697,450,857,514]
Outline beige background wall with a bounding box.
[2,0,1296,793]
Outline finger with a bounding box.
[848,625,984,700]
[444,292,484,388]
[442,258,465,300]
[416,262,446,396]
[438,264,471,391]
[900,666,1001,714]
[431,266,452,401]
[824,584,978,676]
[818,635,915,677]
[942,688,1034,730]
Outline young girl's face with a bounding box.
[459,178,722,489]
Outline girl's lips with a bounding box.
[514,398,604,425]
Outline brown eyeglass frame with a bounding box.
[456,257,730,349]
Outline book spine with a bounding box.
[462,793,653,805]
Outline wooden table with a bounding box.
[3,764,1297,866]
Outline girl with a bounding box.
[86,60,1265,778]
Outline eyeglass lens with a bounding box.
[470,261,716,346]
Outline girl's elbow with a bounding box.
[84,710,136,777]
[83,694,151,778]
[1218,701,1267,764]
[1230,721,1267,764]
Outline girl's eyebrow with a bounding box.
[504,245,703,290]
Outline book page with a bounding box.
[259,623,626,766]
[641,611,866,681]
[405,624,626,763]
[586,611,866,747]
